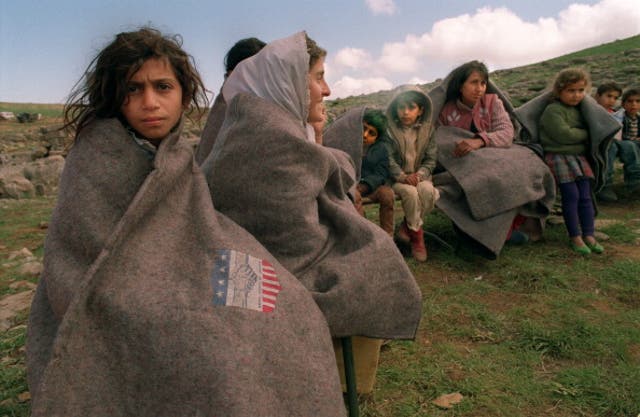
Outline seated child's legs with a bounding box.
[392,182,422,231]
[416,180,439,217]
[369,185,395,237]
[617,140,640,189]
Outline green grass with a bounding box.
[0,326,29,416]
[0,198,53,416]
[359,191,640,416]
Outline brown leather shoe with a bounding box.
[409,228,427,262]
[396,219,411,243]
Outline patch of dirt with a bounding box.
[627,343,640,363]
[606,243,640,260]
[0,289,34,331]
[586,298,619,315]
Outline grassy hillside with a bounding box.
[553,34,640,60]
[2,34,638,123]
[327,34,640,114]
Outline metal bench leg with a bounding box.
[341,337,359,417]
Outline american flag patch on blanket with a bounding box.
[211,249,281,312]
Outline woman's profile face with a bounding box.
[460,70,487,107]
[307,57,331,123]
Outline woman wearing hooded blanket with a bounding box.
[428,61,556,257]
[202,32,421,340]
[27,28,345,417]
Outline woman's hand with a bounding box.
[453,138,484,157]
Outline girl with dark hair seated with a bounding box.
[428,60,557,258]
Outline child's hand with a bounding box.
[356,183,370,195]
[453,138,484,157]
[404,173,420,186]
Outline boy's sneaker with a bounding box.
[395,220,411,244]
[596,186,618,202]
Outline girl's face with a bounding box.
[460,70,487,107]
[559,80,587,107]
[307,57,331,123]
[121,57,184,142]
[396,101,423,127]
[362,121,379,146]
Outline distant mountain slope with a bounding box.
[326,34,640,117]
[2,35,638,122]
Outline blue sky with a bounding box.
[1,0,638,103]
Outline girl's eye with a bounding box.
[127,85,140,94]
[157,83,171,91]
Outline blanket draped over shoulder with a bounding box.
[428,79,556,256]
[194,90,226,165]
[202,93,422,339]
[26,118,346,417]
[514,91,620,193]
[323,106,366,181]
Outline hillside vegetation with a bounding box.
[2,35,638,125]
[327,34,640,115]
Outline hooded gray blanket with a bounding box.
[203,93,422,339]
[428,79,556,256]
[514,91,620,192]
[26,118,346,417]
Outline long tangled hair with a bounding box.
[63,26,209,140]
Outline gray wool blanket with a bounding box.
[514,91,620,192]
[323,106,366,181]
[202,93,422,339]
[194,90,227,165]
[27,118,346,417]
[428,79,556,256]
